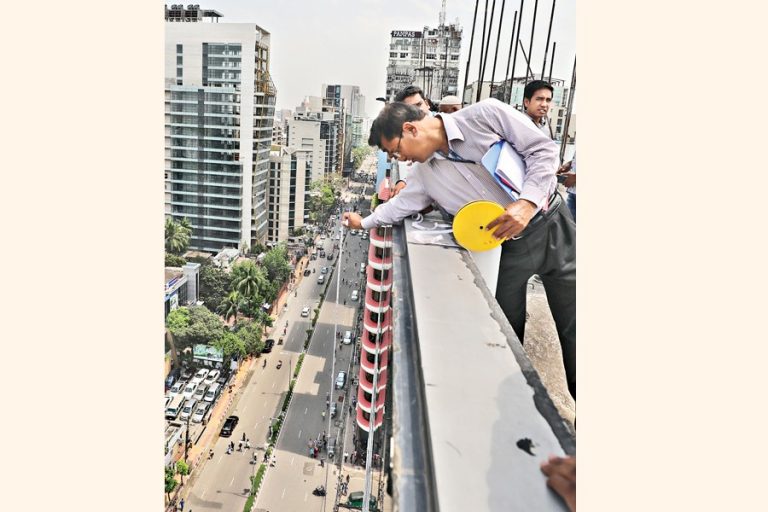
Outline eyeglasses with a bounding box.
[389,131,403,160]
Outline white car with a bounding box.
[193,384,207,402]
[343,331,352,345]
[351,290,359,301]
[301,306,310,317]
[191,368,208,385]
[180,399,197,420]
[335,371,347,389]
[203,369,220,386]
[192,402,210,423]
[360,262,366,273]
[169,380,186,396]
[183,381,198,400]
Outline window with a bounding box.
[389,52,397,58]
[400,53,408,58]
[176,44,182,53]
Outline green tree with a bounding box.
[165,218,192,255]
[352,145,373,169]
[198,264,230,313]
[235,320,266,355]
[263,244,292,286]
[308,179,337,224]
[167,306,225,351]
[165,465,178,501]
[175,460,190,484]
[231,260,268,316]
[211,330,246,360]
[165,253,187,267]
[218,291,243,324]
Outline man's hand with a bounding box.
[561,172,576,188]
[391,180,407,197]
[485,200,537,240]
[342,212,363,230]
[540,455,576,512]
[557,161,573,174]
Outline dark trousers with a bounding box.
[495,202,576,399]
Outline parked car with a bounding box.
[180,399,197,420]
[192,402,210,423]
[183,381,198,400]
[360,262,366,273]
[330,402,337,418]
[220,415,239,437]
[193,384,207,402]
[335,371,347,389]
[203,369,220,386]
[264,339,275,353]
[350,229,357,236]
[169,380,186,396]
[180,367,193,380]
[191,368,208,385]
[304,269,311,276]
[319,250,326,258]
[301,306,310,317]
[317,275,325,285]
[351,290,359,301]
[310,254,317,261]
[327,253,334,261]
[321,267,328,274]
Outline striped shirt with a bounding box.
[361,98,559,229]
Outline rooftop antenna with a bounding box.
[440,0,447,26]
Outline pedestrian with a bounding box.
[320,458,325,467]
[344,451,348,463]
[346,474,350,484]
[242,432,246,442]
[179,497,185,511]
[344,98,576,399]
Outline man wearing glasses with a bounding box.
[342,98,576,400]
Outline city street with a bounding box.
[184,182,372,512]
[256,194,372,512]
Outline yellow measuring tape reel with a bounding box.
[452,200,506,252]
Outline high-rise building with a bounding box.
[267,147,311,243]
[291,97,341,176]
[385,19,462,102]
[322,84,367,173]
[165,6,276,252]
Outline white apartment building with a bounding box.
[267,147,311,243]
[164,7,276,252]
[385,22,462,102]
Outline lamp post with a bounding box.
[184,411,191,462]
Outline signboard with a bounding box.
[193,344,224,363]
[169,293,179,311]
[391,30,422,38]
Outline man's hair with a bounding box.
[368,103,426,147]
[394,85,426,102]
[523,80,554,100]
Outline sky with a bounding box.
[171,0,576,118]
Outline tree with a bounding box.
[175,460,190,485]
[167,306,225,351]
[197,264,230,314]
[165,465,178,501]
[262,244,292,287]
[234,320,266,355]
[211,330,246,360]
[231,260,268,316]
[308,179,337,224]
[165,218,192,255]
[165,253,186,267]
[218,291,243,324]
[352,145,373,169]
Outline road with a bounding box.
[255,190,372,512]
[184,181,372,512]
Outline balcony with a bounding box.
[360,348,389,373]
[355,406,384,432]
[361,328,391,354]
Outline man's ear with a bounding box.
[402,122,417,137]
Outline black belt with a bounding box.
[506,191,562,241]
